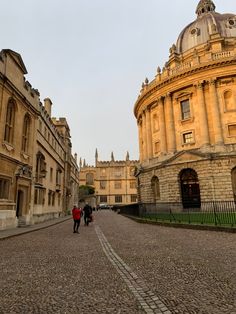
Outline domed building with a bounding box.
[134,0,236,210]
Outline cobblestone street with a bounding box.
[0,211,235,314]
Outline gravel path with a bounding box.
[0,211,235,314]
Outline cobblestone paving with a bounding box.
[0,211,235,314]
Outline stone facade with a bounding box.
[134,1,236,208]
[79,150,139,207]
[0,49,79,230]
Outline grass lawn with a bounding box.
[142,212,236,227]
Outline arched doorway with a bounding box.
[16,190,24,218]
[231,167,236,201]
[180,169,201,209]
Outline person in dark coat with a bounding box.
[83,203,92,226]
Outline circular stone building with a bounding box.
[134,0,236,210]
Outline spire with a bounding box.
[111,151,114,161]
[126,151,130,161]
[196,0,216,17]
[83,159,86,167]
[79,157,82,168]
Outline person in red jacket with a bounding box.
[72,205,83,233]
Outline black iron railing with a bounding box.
[118,201,236,227]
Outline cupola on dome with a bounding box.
[176,0,236,54]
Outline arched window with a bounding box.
[21,114,31,152]
[231,167,236,201]
[151,176,160,201]
[86,173,94,185]
[4,99,16,144]
[224,90,235,111]
[35,152,46,183]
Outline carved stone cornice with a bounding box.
[134,57,236,116]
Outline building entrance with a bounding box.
[16,190,24,217]
[180,169,201,209]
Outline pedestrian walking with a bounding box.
[83,203,92,226]
[72,205,83,233]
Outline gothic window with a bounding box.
[86,173,94,185]
[100,180,106,190]
[4,99,16,144]
[180,99,191,120]
[114,167,123,177]
[21,114,30,152]
[100,195,107,203]
[151,176,160,201]
[131,195,137,202]
[130,180,136,189]
[0,177,10,199]
[35,152,47,183]
[34,188,45,205]
[56,168,62,186]
[224,90,235,111]
[114,181,122,189]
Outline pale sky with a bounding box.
[1,0,234,165]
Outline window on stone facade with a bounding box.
[56,168,62,186]
[114,167,123,177]
[153,114,159,132]
[114,181,122,189]
[86,173,94,185]
[151,176,160,201]
[224,90,235,111]
[228,124,236,137]
[35,152,47,183]
[4,99,16,144]
[131,195,137,202]
[100,181,106,190]
[115,195,122,203]
[183,132,194,144]
[34,188,45,205]
[21,114,30,153]
[39,120,42,132]
[58,193,61,206]
[100,195,107,203]
[50,168,53,182]
[130,180,136,189]
[0,177,10,199]
[180,99,191,120]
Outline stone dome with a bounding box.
[176,0,236,54]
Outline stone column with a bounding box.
[159,97,167,154]
[146,106,153,158]
[165,93,176,152]
[137,118,143,162]
[196,81,210,146]
[142,111,147,160]
[208,79,223,144]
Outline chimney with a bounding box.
[44,98,52,117]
